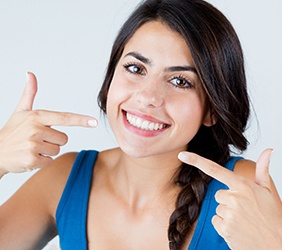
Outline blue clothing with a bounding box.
[188,156,242,250]
[56,150,98,250]
[56,150,242,250]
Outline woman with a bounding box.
[0,0,281,249]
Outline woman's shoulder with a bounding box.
[37,152,79,185]
[0,151,81,246]
[46,148,120,183]
[233,157,280,200]
[42,147,119,185]
[27,152,80,215]
[233,158,256,181]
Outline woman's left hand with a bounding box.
[178,149,282,250]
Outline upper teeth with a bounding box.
[126,113,166,131]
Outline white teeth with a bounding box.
[141,120,149,129]
[154,123,159,130]
[136,117,142,128]
[126,112,166,131]
[148,122,155,130]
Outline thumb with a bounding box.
[255,148,273,190]
[15,72,38,112]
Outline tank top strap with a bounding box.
[56,150,99,250]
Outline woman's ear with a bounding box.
[202,110,216,127]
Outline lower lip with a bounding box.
[122,112,169,137]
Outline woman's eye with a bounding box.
[170,76,193,89]
[124,64,145,75]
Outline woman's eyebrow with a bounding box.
[124,52,152,65]
[165,66,198,74]
[124,51,197,74]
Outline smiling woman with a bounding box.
[105,21,210,159]
[0,0,281,250]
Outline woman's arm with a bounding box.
[0,152,77,249]
[0,73,96,248]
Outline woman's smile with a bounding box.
[106,21,210,157]
[122,110,171,137]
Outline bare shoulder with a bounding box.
[234,158,281,201]
[3,152,79,217]
[39,152,78,182]
[233,158,256,181]
[0,152,79,249]
[32,152,78,187]
[32,152,79,213]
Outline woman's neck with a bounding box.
[105,148,182,211]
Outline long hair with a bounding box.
[98,0,250,249]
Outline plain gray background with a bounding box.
[0,0,281,247]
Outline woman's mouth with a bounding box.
[126,112,167,130]
[124,111,170,131]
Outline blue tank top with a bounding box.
[56,150,242,249]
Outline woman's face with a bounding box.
[107,21,211,158]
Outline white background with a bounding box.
[0,0,281,248]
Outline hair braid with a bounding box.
[168,164,211,249]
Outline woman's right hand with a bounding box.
[0,72,98,176]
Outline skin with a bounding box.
[0,72,98,177]
[107,21,212,160]
[179,149,282,249]
[0,21,281,250]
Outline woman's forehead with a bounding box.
[122,21,195,67]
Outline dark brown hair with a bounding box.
[98,0,250,249]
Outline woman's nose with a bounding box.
[135,79,164,108]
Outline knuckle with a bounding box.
[26,110,40,122]
[224,210,236,223]
[221,223,232,239]
[215,190,224,199]
[25,141,38,152]
[238,175,248,186]
[206,162,220,177]
[56,146,61,155]
[59,112,71,125]
[236,176,253,194]
[242,183,254,197]
[61,133,68,145]
[211,215,220,229]
[215,204,222,215]
[188,153,198,166]
[217,215,235,239]
[24,114,43,137]
[23,154,38,169]
[28,127,41,140]
[53,145,61,156]
[226,192,241,208]
[56,132,68,146]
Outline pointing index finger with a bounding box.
[34,110,98,128]
[178,152,240,189]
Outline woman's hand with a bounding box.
[0,72,98,176]
[178,149,282,250]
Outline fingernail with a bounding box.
[178,152,189,162]
[88,119,98,127]
[269,148,274,162]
